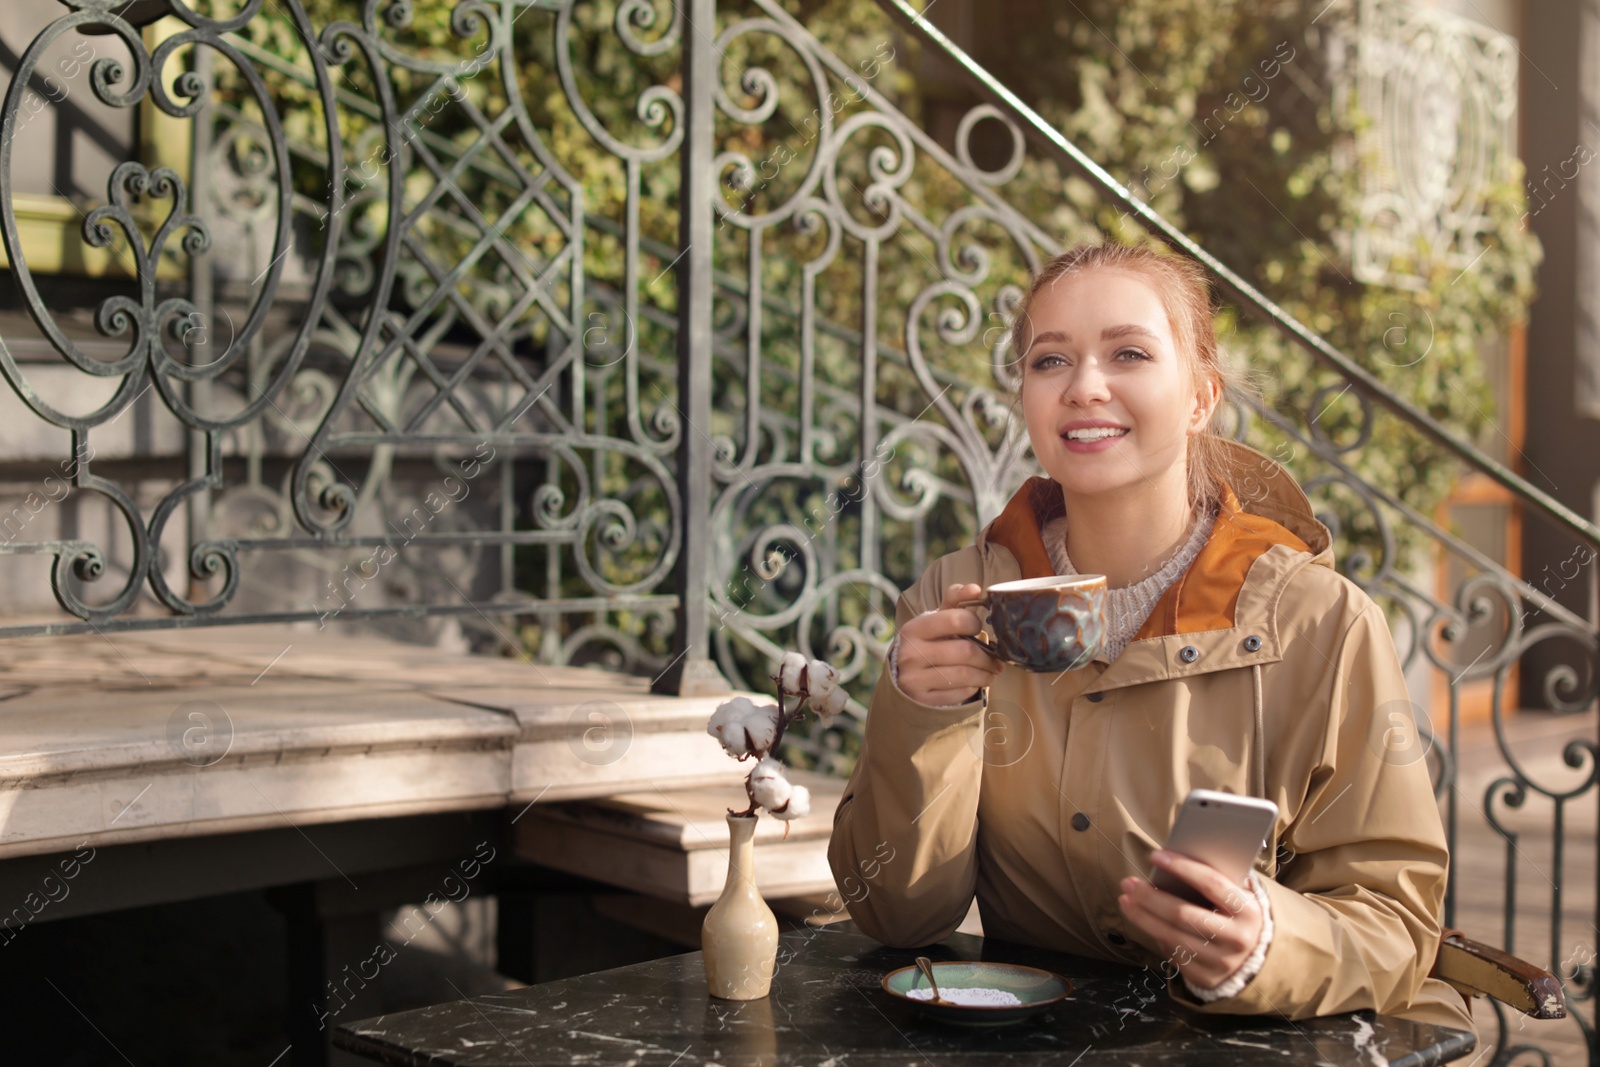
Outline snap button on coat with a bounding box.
[1070,812,1091,832]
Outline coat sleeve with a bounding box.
[827,555,986,948]
[1174,597,1452,1020]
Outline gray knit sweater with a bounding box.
[1041,504,1217,663]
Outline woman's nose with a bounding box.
[1061,362,1110,405]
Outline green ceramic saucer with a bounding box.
[880,960,1073,1026]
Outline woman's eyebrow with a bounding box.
[1101,323,1158,341]
[1025,324,1159,351]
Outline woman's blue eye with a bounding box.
[1029,348,1149,370]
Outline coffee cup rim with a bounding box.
[985,574,1106,594]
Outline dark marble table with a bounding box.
[333,922,1475,1066]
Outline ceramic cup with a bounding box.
[954,574,1107,673]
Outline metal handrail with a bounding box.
[876,0,1599,550]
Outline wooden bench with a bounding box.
[511,771,845,907]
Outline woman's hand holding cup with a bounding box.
[896,583,1005,706]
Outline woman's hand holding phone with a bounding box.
[896,583,1005,706]
[1117,851,1265,990]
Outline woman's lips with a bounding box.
[1061,428,1129,453]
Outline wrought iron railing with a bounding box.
[0,1,1595,1061]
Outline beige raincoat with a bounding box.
[829,441,1473,1034]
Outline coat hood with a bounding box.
[978,439,1333,641]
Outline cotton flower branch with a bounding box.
[705,651,849,826]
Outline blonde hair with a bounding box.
[1010,243,1239,513]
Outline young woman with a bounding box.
[828,243,1473,1031]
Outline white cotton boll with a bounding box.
[749,757,792,810]
[739,701,781,757]
[773,783,811,820]
[807,660,839,699]
[811,684,849,720]
[707,697,781,759]
[750,755,788,784]
[777,651,809,694]
[706,700,752,758]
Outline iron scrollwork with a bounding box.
[0,4,1594,1059]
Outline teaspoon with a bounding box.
[914,956,949,1006]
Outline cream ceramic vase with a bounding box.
[702,813,780,1000]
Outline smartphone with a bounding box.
[1150,789,1279,907]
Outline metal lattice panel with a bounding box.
[1336,0,1519,289]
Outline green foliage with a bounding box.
[1007,0,1540,573]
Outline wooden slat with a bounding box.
[1437,936,1567,1019]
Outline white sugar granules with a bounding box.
[904,986,1022,1007]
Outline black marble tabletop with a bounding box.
[333,922,1475,1066]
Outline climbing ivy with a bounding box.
[1002,0,1540,578]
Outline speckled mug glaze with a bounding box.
[957,575,1107,673]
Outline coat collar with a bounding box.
[977,440,1334,688]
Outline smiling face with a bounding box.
[1018,267,1218,508]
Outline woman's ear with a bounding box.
[1188,378,1221,433]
